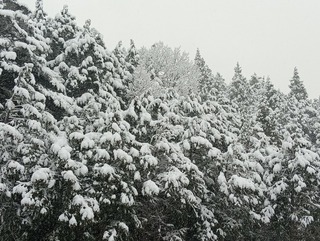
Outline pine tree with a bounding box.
[228,63,255,141]
[112,40,133,105]
[122,91,219,240]
[194,49,224,101]
[263,130,320,240]
[0,0,53,109]
[213,72,227,97]
[46,5,80,61]
[0,64,61,240]
[228,62,249,105]
[125,39,140,74]
[289,67,308,101]
[256,79,283,144]
[35,0,44,17]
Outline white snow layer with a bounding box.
[142,180,160,196]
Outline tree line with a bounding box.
[0,1,320,240]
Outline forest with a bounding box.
[0,0,320,240]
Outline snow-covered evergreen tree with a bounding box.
[289,67,308,101]
[228,63,249,105]
[194,49,226,102]
[256,79,283,144]
[46,5,80,62]
[125,39,139,75]
[194,49,213,99]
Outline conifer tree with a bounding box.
[125,39,140,74]
[194,49,226,101]
[256,79,283,144]
[289,67,308,101]
[213,72,227,97]
[35,0,44,18]
[46,5,80,61]
[122,91,219,240]
[228,62,249,105]
[194,49,213,99]
[263,130,320,240]
[228,63,255,140]
[0,0,54,108]
[0,64,61,240]
[112,40,133,105]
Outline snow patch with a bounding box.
[142,180,160,196]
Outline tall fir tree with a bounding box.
[194,49,214,100]
[289,67,308,101]
[256,79,283,144]
[125,39,140,75]
[228,62,249,104]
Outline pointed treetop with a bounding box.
[84,19,91,30]
[194,48,218,100]
[195,48,201,58]
[62,5,69,14]
[35,0,43,10]
[116,40,123,48]
[194,48,210,72]
[194,48,205,66]
[129,39,135,48]
[128,39,137,57]
[113,41,125,59]
[289,67,308,101]
[228,62,249,102]
[234,62,242,74]
[232,62,245,82]
[34,0,45,19]
[126,39,140,70]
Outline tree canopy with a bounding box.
[0,1,319,241]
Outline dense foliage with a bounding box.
[1,1,320,240]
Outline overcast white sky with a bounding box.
[20,0,320,99]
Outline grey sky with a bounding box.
[20,0,320,99]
